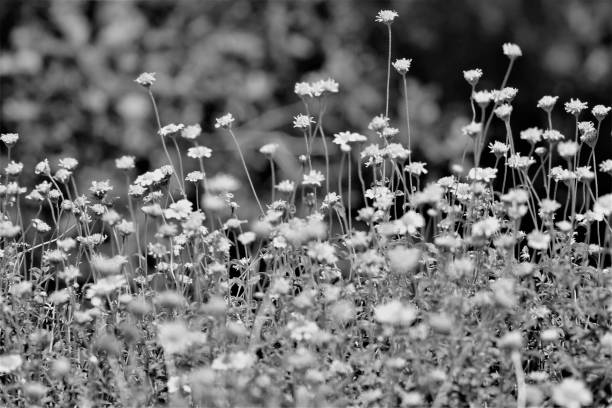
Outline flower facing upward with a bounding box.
[592,104,611,121]
[1,133,19,147]
[502,43,522,59]
[134,72,156,87]
[489,141,510,158]
[463,69,483,86]
[461,122,482,138]
[494,104,513,121]
[302,170,325,187]
[551,379,592,408]
[472,91,492,107]
[181,124,201,140]
[187,146,212,159]
[564,98,588,116]
[115,155,135,170]
[375,10,399,24]
[392,58,412,75]
[537,95,559,112]
[520,127,543,144]
[542,129,565,142]
[557,141,579,158]
[527,230,551,250]
[158,123,185,137]
[214,113,235,129]
[259,143,280,156]
[293,114,315,129]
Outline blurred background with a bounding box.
[1,0,611,218]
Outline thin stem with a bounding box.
[228,128,264,215]
[385,24,392,118]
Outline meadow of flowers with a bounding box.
[1,8,612,408]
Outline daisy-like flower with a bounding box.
[237,231,256,246]
[494,103,513,121]
[157,321,207,355]
[333,131,368,147]
[472,90,492,107]
[375,9,399,24]
[4,161,23,176]
[592,104,611,121]
[472,217,500,237]
[387,247,421,274]
[502,43,522,59]
[115,155,135,170]
[384,143,411,160]
[551,379,592,408]
[368,115,390,132]
[461,121,482,138]
[58,158,78,170]
[489,141,510,158]
[32,218,51,233]
[294,82,313,98]
[214,113,235,129]
[91,254,128,276]
[527,230,550,250]
[0,221,20,238]
[564,98,588,116]
[542,129,565,142]
[492,87,518,104]
[550,166,576,183]
[89,180,113,198]
[539,199,561,215]
[321,192,342,209]
[181,124,201,139]
[381,127,399,138]
[374,300,418,326]
[293,114,315,129]
[307,241,337,264]
[599,159,612,175]
[134,72,156,87]
[404,162,428,176]
[158,123,185,137]
[259,143,279,156]
[275,180,295,193]
[520,127,543,144]
[578,121,597,145]
[537,95,559,112]
[34,159,50,175]
[164,199,193,221]
[593,193,612,217]
[507,153,535,170]
[315,78,339,95]
[557,141,579,158]
[463,68,483,86]
[207,173,240,192]
[575,166,594,183]
[187,146,212,159]
[392,58,412,75]
[302,170,325,187]
[185,171,204,183]
[1,133,19,147]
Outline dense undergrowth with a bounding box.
[1,9,612,408]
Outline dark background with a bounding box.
[1,0,611,217]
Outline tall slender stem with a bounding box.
[385,24,392,118]
[228,128,264,215]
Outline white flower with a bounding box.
[32,218,51,233]
[4,161,23,176]
[387,247,420,274]
[374,300,417,326]
[212,351,255,371]
[542,129,565,142]
[551,379,592,408]
[494,103,513,121]
[0,133,19,147]
[492,87,518,103]
[294,82,313,98]
[214,113,235,129]
[187,146,212,159]
[307,241,337,264]
[164,199,193,220]
[564,98,588,116]
[506,153,536,170]
[520,127,543,144]
[599,159,612,174]
[181,124,201,139]
[404,162,428,176]
[302,170,325,187]
[368,115,390,132]
[159,123,185,137]
[467,167,497,182]
[135,72,156,87]
[537,95,559,112]
[502,43,522,59]
[557,141,579,158]
[293,114,315,129]
[115,155,135,170]
[237,231,256,245]
[472,91,492,107]
[489,141,509,158]
[392,58,412,75]
[375,9,399,24]
[592,104,611,121]
[463,68,483,86]
[0,354,23,373]
[527,230,550,250]
[158,321,207,355]
[472,217,500,237]
[259,143,279,156]
[35,159,51,175]
[185,171,204,183]
[593,193,612,217]
[461,121,482,138]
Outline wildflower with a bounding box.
[0,133,19,147]
[259,143,279,156]
[537,95,559,112]
[237,231,256,246]
[115,155,135,170]
[302,170,325,187]
[564,98,588,116]
[387,246,420,274]
[57,238,77,252]
[181,124,201,139]
[0,354,23,374]
[368,115,390,132]
[54,168,72,183]
[551,379,592,408]
[593,193,612,217]
[557,141,579,158]
[461,121,482,138]
[212,351,255,371]
[58,158,78,170]
[489,141,509,158]
[34,159,51,175]
[375,9,399,24]
[541,328,561,343]
[76,233,106,247]
[32,218,51,233]
[392,58,412,75]
[575,166,594,183]
[400,210,425,235]
[494,103,513,121]
[412,183,444,206]
[89,180,113,198]
[492,87,518,103]
[472,90,492,107]
[502,43,522,59]
[550,166,576,183]
[520,127,543,144]
[157,321,206,355]
[207,173,240,192]
[316,78,339,94]
[592,104,611,121]
[491,278,517,308]
[472,217,500,238]
[333,131,367,147]
[374,300,417,326]
[599,159,612,175]
[293,114,315,129]
[467,167,497,183]
[185,171,204,183]
[507,153,535,170]
[164,199,193,220]
[91,254,128,276]
[159,123,185,137]
[42,249,67,265]
[447,257,474,279]
[527,230,550,250]
[577,121,597,145]
[294,82,313,98]
[380,127,399,138]
[321,192,342,209]
[275,180,295,193]
[307,241,337,264]
[214,113,235,129]
[542,129,565,142]
[134,72,156,87]
[187,146,212,159]
[463,68,482,86]
[404,161,428,176]
[498,331,523,350]
[85,275,126,298]
[539,199,561,215]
